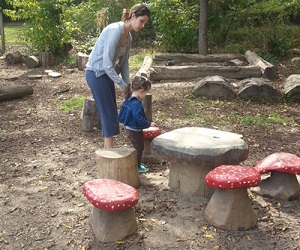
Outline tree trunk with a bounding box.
[95,148,140,188]
[150,65,261,81]
[5,51,22,64]
[0,8,5,54]
[0,85,33,101]
[199,0,208,55]
[245,50,277,80]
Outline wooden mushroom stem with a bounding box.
[205,188,257,231]
[90,207,137,243]
[251,171,300,200]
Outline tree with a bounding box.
[4,0,71,54]
[199,0,208,55]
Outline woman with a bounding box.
[85,4,151,148]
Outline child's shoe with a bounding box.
[138,164,149,173]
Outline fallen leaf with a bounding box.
[62,223,72,229]
[277,202,281,209]
[205,234,214,239]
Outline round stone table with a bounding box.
[151,127,249,197]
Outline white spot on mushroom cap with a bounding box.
[255,152,300,174]
[206,165,260,189]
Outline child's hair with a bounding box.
[124,75,152,99]
[122,4,151,22]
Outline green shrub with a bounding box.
[4,0,71,55]
[150,0,199,53]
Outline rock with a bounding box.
[48,71,62,78]
[28,74,43,79]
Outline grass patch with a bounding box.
[240,112,295,128]
[129,50,153,72]
[4,25,28,45]
[60,96,85,112]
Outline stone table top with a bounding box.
[151,127,249,166]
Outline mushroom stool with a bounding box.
[204,165,260,230]
[252,152,300,200]
[83,178,139,242]
[142,126,161,163]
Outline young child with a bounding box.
[118,75,156,173]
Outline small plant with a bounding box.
[60,96,85,112]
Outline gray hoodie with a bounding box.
[86,21,132,90]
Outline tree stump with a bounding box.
[81,96,101,132]
[95,148,140,188]
[0,85,33,102]
[142,93,152,121]
[77,52,89,71]
[5,51,22,64]
[39,52,54,67]
[25,55,40,68]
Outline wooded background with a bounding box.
[2,0,300,61]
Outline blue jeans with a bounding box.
[85,70,119,137]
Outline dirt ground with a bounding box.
[1,49,300,250]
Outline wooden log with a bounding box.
[0,85,33,101]
[245,50,277,80]
[95,148,140,188]
[81,96,101,132]
[142,93,152,121]
[150,65,262,81]
[5,51,22,64]
[77,52,89,71]
[281,74,300,97]
[25,55,40,68]
[137,56,153,123]
[39,52,54,67]
[135,55,153,77]
[154,53,245,66]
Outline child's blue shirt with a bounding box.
[118,97,151,131]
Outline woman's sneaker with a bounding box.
[138,164,149,173]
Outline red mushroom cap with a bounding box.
[143,126,161,139]
[83,179,139,212]
[206,165,260,189]
[254,152,300,174]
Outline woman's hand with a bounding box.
[150,122,157,127]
